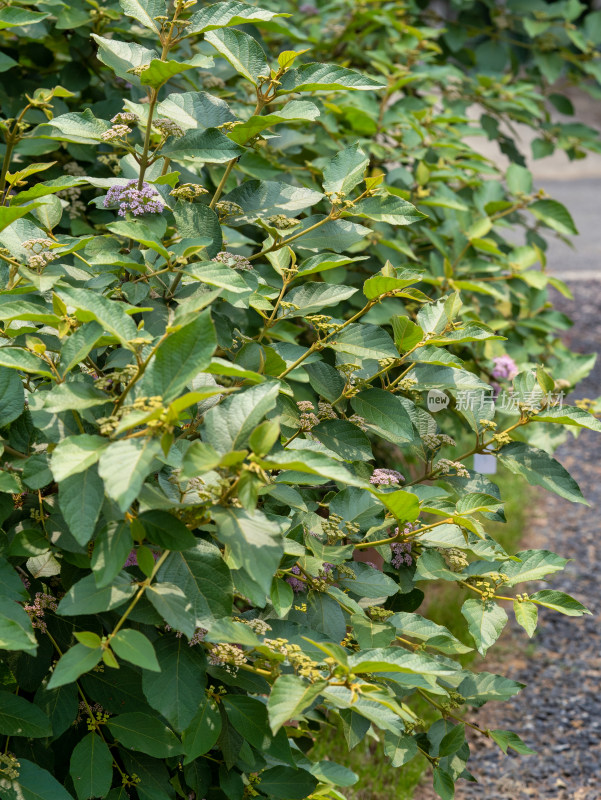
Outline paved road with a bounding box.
[540,179,601,280]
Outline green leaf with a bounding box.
[186,0,288,35]
[57,573,136,616]
[489,729,535,755]
[106,219,170,259]
[502,549,568,586]
[227,100,320,145]
[223,695,270,745]
[322,144,369,196]
[70,732,113,800]
[142,636,206,732]
[213,507,283,595]
[0,598,37,654]
[371,489,420,523]
[338,562,399,598]
[138,510,196,551]
[139,311,216,401]
[91,34,158,85]
[162,127,245,163]
[532,405,601,432]
[107,712,183,758]
[57,287,138,348]
[204,382,279,453]
[119,0,166,33]
[329,324,398,362]
[182,696,222,764]
[147,583,196,638]
[0,366,24,426]
[58,466,104,546]
[157,91,235,131]
[383,731,418,767]
[40,109,110,145]
[158,541,233,628]
[529,199,578,236]
[312,419,373,462]
[347,647,458,677]
[47,645,103,690]
[51,435,108,482]
[270,578,294,617]
[225,179,322,222]
[0,347,55,379]
[284,283,357,317]
[92,522,133,589]
[259,767,318,800]
[268,675,325,734]
[513,600,538,638]
[257,450,365,487]
[0,7,50,29]
[351,388,414,444]
[98,438,162,512]
[0,690,52,737]
[0,205,44,234]
[497,441,587,505]
[278,64,385,93]
[205,28,269,84]
[458,671,524,704]
[111,629,160,672]
[43,383,111,414]
[432,767,454,800]
[392,317,423,352]
[351,195,425,225]
[59,322,104,377]
[461,599,508,656]
[530,590,591,616]
[389,612,473,655]
[0,759,75,800]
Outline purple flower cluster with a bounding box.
[370,468,405,486]
[24,592,58,633]
[103,180,164,217]
[491,355,518,380]
[286,565,305,593]
[391,542,412,567]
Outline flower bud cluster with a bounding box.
[367,606,394,621]
[212,251,253,271]
[170,183,209,202]
[153,118,184,138]
[266,214,300,229]
[306,314,342,334]
[422,433,456,450]
[397,376,418,392]
[101,124,132,142]
[111,111,139,125]
[348,413,368,431]
[24,592,58,633]
[297,400,319,431]
[317,401,337,420]
[492,431,512,446]
[479,418,497,431]
[435,458,469,478]
[215,201,243,220]
[23,238,57,271]
[286,565,305,594]
[445,547,469,572]
[0,754,21,780]
[208,642,247,672]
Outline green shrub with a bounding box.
[0,2,600,800]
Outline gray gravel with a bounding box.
[452,281,601,800]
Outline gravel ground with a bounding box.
[445,282,601,800]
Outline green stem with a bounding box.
[354,517,454,550]
[108,550,171,639]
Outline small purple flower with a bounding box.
[103,180,164,217]
[286,565,305,593]
[369,468,405,486]
[123,548,160,568]
[299,3,318,13]
[491,355,518,380]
